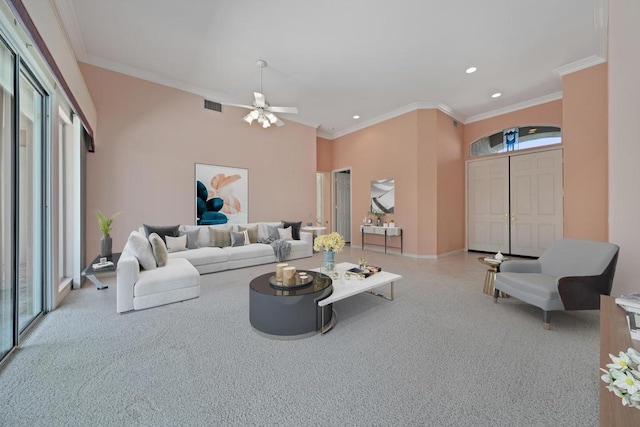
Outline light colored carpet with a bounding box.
[0,248,600,426]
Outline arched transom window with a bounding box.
[469,125,561,157]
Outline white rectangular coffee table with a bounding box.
[313,262,402,334]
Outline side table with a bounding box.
[301,226,327,252]
[82,253,121,290]
[478,257,508,298]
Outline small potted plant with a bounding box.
[95,210,121,257]
[368,210,386,226]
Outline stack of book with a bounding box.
[615,293,640,340]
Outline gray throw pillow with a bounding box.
[185,229,200,249]
[143,224,180,243]
[148,233,168,267]
[127,231,157,270]
[230,231,245,247]
[266,225,280,240]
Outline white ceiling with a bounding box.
[53,0,607,139]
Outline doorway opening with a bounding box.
[332,168,351,243]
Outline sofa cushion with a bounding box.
[182,225,210,248]
[278,226,293,241]
[495,272,564,311]
[223,244,274,261]
[126,231,157,270]
[210,226,231,247]
[168,247,228,266]
[258,222,282,240]
[282,220,302,240]
[134,258,199,297]
[230,230,245,247]
[238,225,258,243]
[166,234,188,253]
[143,224,180,243]
[148,233,168,267]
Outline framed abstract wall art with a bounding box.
[195,163,248,225]
[370,178,395,214]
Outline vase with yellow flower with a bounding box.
[313,232,346,276]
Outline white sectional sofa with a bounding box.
[116,222,312,313]
[171,222,312,274]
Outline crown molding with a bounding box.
[52,0,85,57]
[323,101,462,140]
[464,92,563,124]
[553,55,606,77]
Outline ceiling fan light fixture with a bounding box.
[250,110,260,119]
[243,113,254,124]
[262,120,271,128]
[266,112,278,124]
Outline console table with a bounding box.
[599,295,640,426]
[360,225,403,254]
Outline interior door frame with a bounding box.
[465,145,563,254]
[332,167,352,242]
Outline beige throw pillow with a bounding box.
[166,234,187,253]
[127,231,157,270]
[209,227,231,247]
[148,233,169,267]
[238,225,258,243]
[278,227,293,241]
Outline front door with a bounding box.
[467,157,509,253]
[509,149,563,256]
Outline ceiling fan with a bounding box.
[230,60,298,128]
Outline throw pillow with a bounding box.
[143,224,180,243]
[230,230,245,247]
[281,221,302,240]
[278,226,293,241]
[148,233,168,267]
[166,234,187,253]
[238,225,258,243]
[242,230,250,245]
[184,229,200,249]
[127,231,157,270]
[209,227,231,248]
[266,225,280,240]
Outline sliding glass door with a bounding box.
[0,36,47,363]
[17,69,45,332]
[0,38,15,360]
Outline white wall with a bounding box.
[608,0,640,296]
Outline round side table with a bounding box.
[478,257,509,298]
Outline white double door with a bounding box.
[467,149,563,257]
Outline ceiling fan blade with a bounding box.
[269,106,298,114]
[254,92,266,108]
[225,103,254,110]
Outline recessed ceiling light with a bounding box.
[491,92,502,98]
[353,115,360,119]
[466,67,477,74]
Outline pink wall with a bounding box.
[81,64,317,260]
[329,109,465,257]
[316,137,333,172]
[332,112,419,253]
[562,63,608,241]
[416,110,438,254]
[436,110,465,254]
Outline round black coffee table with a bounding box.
[249,270,333,337]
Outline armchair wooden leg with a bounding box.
[543,311,551,330]
[493,288,499,303]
